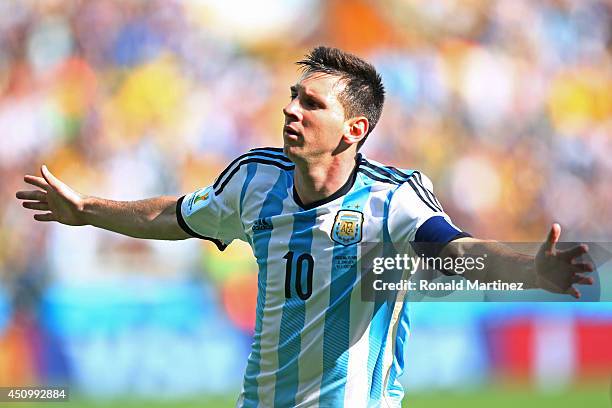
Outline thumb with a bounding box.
[543,223,561,254]
[41,165,63,191]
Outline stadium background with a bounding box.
[1,0,611,406]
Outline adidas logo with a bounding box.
[253,218,273,232]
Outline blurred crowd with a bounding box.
[0,0,611,394]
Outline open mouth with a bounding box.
[283,125,301,137]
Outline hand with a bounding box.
[535,223,594,299]
[16,165,88,226]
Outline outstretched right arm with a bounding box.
[16,165,190,240]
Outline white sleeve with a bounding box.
[176,164,247,250]
[388,172,467,251]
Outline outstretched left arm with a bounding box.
[440,223,594,298]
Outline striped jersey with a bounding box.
[176,147,467,408]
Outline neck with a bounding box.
[293,150,358,207]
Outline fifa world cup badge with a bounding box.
[188,186,213,211]
[332,210,364,246]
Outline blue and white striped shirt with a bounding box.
[177,147,466,407]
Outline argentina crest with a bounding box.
[331,210,364,246]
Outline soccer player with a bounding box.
[16,47,593,407]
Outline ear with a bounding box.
[342,116,369,146]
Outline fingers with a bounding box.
[33,212,57,222]
[572,274,594,285]
[24,175,49,191]
[22,201,50,211]
[564,271,594,299]
[565,286,580,299]
[570,261,594,273]
[543,223,561,255]
[16,190,47,201]
[558,244,588,262]
[17,186,55,221]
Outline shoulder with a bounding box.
[357,154,419,187]
[223,147,293,173]
[357,155,442,213]
[213,147,294,195]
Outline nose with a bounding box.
[283,98,301,122]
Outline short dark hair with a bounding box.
[296,46,385,149]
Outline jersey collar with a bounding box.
[292,153,361,211]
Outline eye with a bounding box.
[303,97,317,109]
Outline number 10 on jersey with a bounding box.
[283,251,314,300]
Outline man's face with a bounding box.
[282,72,347,161]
